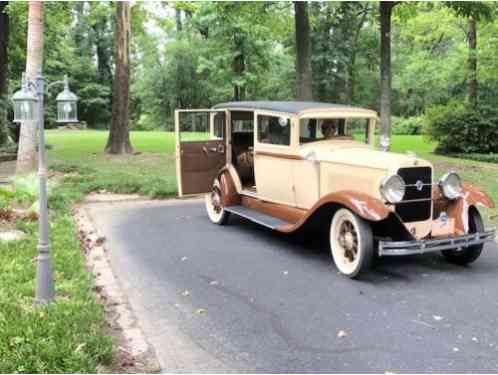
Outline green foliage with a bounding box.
[424,101,498,154]
[392,116,424,135]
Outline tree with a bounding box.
[444,2,493,107]
[310,2,374,104]
[105,2,133,154]
[379,1,398,149]
[294,1,313,101]
[0,1,9,146]
[16,1,43,174]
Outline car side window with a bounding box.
[212,112,225,139]
[257,115,290,146]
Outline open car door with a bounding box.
[175,109,227,197]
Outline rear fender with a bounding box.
[217,164,241,207]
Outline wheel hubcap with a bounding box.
[339,220,358,262]
[211,188,222,213]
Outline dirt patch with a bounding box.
[74,204,161,373]
[432,158,498,173]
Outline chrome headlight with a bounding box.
[439,172,462,199]
[380,174,405,203]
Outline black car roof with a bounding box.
[212,101,370,115]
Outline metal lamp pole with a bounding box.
[13,71,78,304]
[34,72,54,304]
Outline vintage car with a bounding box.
[175,101,496,278]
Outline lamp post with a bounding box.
[12,71,78,304]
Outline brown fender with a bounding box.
[433,181,494,234]
[217,165,241,207]
[277,191,390,233]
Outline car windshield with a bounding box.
[299,118,370,144]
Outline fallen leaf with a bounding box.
[95,236,106,246]
[195,308,207,315]
[337,330,348,338]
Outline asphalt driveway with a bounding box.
[85,198,498,373]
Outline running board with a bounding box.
[225,205,290,230]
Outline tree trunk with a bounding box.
[346,7,368,103]
[94,12,113,83]
[379,1,394,150]
[105,2,133,154]
[16,1,43,174]
[294,1,313,101]
[467,16,477,108]
[232,36,246,102]
[0,1,9,146]
[175,7,184,108]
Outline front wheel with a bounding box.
[330,208,374,278]
[441,208,484,265]
[205,179,230,225]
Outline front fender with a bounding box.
[435,182,495,234]
[277,190,390,233]
[314,191,391,221]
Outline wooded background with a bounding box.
[1,1,498,150]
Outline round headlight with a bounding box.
[439,172,462,199]
[380,174,405,203]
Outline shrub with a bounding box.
[392,116,424,135]
[424,102,498,154]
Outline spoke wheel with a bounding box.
[330,208,373,278]
[205,179,230,225]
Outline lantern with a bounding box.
[56,76,78,123]
[12,78,38,123]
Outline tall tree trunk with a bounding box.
[467,16,477,108]
[346,7,368,103]
[94,13,112,83]
[294,1,313,101]
[16,1,43,174]
[379,1,394,150]
[105,2,133,154]
[232,32,245,101]
[175,7,184,108]
[0,1,9,146]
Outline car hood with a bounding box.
[298,141,432,172]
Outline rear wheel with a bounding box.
[442,208,484,265]
[330,208,374,278]
[205,179,230,225]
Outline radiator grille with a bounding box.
[396,167,432,222]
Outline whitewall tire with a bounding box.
[330,208,373,278]
[205,179,230,225]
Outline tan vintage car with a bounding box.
[175,101,496,278]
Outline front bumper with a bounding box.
[378,229,496,256]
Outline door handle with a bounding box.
[203,146,218,154]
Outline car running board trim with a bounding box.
[225,205,291,230]
[240,189,259,199]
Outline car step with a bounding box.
[224,205,290,230]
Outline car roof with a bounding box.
[212,101,376,116]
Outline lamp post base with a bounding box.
[34,243,55,304]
